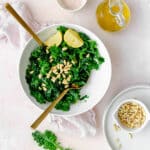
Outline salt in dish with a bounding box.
[57,0,87,12]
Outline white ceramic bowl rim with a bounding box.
[114,98,150,133]
[19,23,112,117]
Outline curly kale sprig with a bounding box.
[26,26,105,111]
[32,130,72,150]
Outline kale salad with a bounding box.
[26,26,104,111]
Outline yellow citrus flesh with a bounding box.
[45,31,62,47]
[64,29,84,48]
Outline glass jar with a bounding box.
[96,0,131,32]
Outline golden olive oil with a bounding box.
[96,0,131,32]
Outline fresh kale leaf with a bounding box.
[32,130,72,150]
[25,26,105,111]
[57,26,68,34]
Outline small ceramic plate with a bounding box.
[103,85,150,150]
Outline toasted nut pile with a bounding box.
[118,102,146,129]
[46,59,72,88]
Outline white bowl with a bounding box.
[19,23,112,116]
[57,0,87,12]
[113,99,150,133]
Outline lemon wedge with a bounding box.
[45,31,62,47]
[64,29,84,48]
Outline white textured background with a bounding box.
[0,0,150,149]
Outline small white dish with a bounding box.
[57,0,87,12]
[103,85,150,150]
[113,99,150,133]
[19,23,112,117]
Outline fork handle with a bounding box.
[31,88,70,129]
[5,3,43,46]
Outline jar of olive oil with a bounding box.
[96,0,131,32]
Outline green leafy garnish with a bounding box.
[32,130,72,150]
[26,26,105,111]
[57,26,68,34]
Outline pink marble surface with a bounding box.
[1,0,150,149]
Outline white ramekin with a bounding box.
[113,99,150,133]
[57,0,87,12]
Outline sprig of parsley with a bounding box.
[32,130,72,150]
